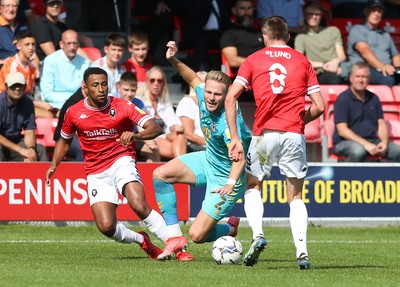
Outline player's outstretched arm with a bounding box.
[166,41,202,89]
[46,137,72,185]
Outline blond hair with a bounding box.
[141,66,170,103]
[206,70,232,94]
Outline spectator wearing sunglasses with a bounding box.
[138,66,186,160]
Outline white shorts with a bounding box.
[246,131,308,181]
[87,156,142,206]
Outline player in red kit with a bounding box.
[225,16,325,268]
[46,67,169,259]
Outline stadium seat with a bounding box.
[386,120,400,145]
[381,19,400,46]
[319,84,348,119]
[322,118,340,162]
[367,85,400,120]
[35,118,58,149]
[391,86,400,102]
[305,98,324,161]
[81,47,102,62]
[330,18,363,46]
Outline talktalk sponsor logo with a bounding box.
[83,128,118,137]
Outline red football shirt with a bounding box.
[122,58,152,88]
[61,96,152,175]
[235,45,320,136]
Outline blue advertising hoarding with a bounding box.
[189,163,400,218]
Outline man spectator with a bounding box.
[40,29,90,115]
[31,0,67,62]
[0,0,21,66]
[0,72,48,161]
[27,0,67,24]
[0,30,54,118]
[219,0,263,76]
[346,0,400,86]
[333,62,400,162]
[91,33,125,97]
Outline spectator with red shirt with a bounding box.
[46,67,169,259]
[225,16,325,269]
[122,31,153,93]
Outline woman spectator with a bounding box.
[138,66,186,159]
[294,1,347,84]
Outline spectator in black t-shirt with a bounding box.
[31,0,67,62]
[219,0,263,76]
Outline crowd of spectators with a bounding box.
[1,0,400,163]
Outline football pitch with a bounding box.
[1,224,399,287]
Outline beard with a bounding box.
[237,15,253,28]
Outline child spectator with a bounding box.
[117,71,160,162]
[122,31,153,93]
[91,33,125,96]
[0,30,54,118]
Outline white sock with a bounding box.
[111,222,141,244]
[244,189,265,240]
[289,199,308,258]
[167,223,183,238]
[143,209,168,243]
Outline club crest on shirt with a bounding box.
[109,108,116,117]
[211,123,216,132]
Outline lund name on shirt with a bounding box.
[265,50,291,59]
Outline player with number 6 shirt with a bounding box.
[225,16,325,268]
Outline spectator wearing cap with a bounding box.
[40,29,90,115]
[0,72,48,161]
[0,0,22,66]
[346,0,400,86]
[31,0,67,62]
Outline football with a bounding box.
[211,236,243,265]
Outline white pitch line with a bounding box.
[0,239,399,244]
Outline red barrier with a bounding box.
[0,163,189,221]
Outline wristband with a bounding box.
[226,178,236,185]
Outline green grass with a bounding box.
[0,224,399,287]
